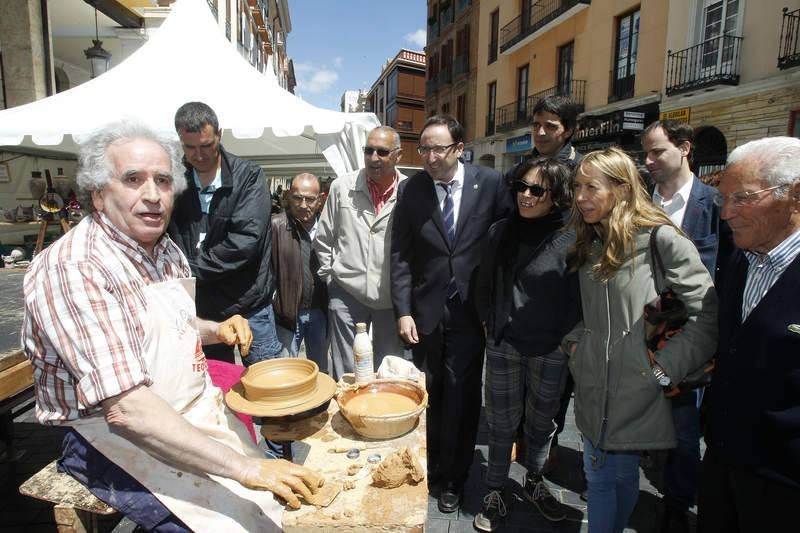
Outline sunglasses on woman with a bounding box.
[511,181,551,197]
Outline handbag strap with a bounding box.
[649,225,667,293]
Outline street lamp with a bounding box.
[84,4,111,78]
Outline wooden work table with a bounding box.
[261,392,428,533]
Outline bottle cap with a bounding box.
[355,322,367,333]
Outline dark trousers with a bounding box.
[413,294,485,488]
[698,447,800,533]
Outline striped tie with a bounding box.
[438,182,458,300]
[438,182,456,243]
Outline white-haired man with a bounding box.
[22,121,322,532]
[698,136,800,533]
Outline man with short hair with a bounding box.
[314,126,407,380]
[698,136,800,533]
[391,115,510,514]
[272,173,328,373]
[22,121,323,532]
[642,119,728,533]
[169,101,282,365]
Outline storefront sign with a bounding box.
[622,111,644,131]
[506,134,532,153]
[659,107,691,123]
[574,116,622,141]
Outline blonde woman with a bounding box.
[565,147,717,533]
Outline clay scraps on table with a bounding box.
[371,447,425,489]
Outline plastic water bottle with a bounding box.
[353,322,374,383]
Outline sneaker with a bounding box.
[473,489,508,532]
[523,474,567,522]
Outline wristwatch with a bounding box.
[652,364,672,388]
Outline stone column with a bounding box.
[0,0,50,109]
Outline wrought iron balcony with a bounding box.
[530,80,586,111]
[500,0,591,54]
[454,54,470,76]
[778,7,800,69]
[666,34,743,96]
[495,80,586,133]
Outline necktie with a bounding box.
[438,182,456,243]
[437,182,458,300]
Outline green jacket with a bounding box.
[566,225,717,451]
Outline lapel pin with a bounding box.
[788,324,800,335]
[473,183,478,190]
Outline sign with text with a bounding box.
[659,107,691,123]
[506,134,532,153]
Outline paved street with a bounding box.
[0,268,686,532]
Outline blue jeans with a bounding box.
[243,303,284,367]
[276,307,329,374]
[663,388,703,509]
[583,437,641,533]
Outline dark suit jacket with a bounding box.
[707,249,800,490]
[390,163,511,335]
[680,178,724,275]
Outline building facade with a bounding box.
[660,0,800,175]
[425,0,480,162]
[340,89,367,112]
[366,49,427,169]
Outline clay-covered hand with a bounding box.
[216,314,253,358]
[240,458,325,509]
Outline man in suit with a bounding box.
[642,119,726,532]
[698,136,800,532]
[391,115,510,513]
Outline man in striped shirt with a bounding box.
[22,121,322,531]
[699,137,800,533]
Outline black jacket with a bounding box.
[504,141,583,181]
[476,210,580,355]
[168,146,273,321]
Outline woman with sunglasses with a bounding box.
[566,147,717,533]
[474,157,580,531]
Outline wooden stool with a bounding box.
[19,460,119,533]
[34,217,71,255]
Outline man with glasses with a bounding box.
[698,136,800,533]
[271,173,328,373]
[641,119,730,533]
[314,126,407,380]
[391,115,511,513]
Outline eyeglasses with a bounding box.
[511,181,551,197]
[712,184,789,208]
[290,194,319,205]
[363,146,399,157]
[417,143,458,156]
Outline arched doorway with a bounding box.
[693,126,727,178]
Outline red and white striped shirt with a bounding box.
[22,212,191,424]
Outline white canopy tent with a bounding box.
[0,0,378,178]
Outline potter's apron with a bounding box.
[68,278,283,532]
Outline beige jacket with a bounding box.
[313,168,406,309]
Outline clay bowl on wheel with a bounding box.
[336,379,428,440]
[240,358,318,409]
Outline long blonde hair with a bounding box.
[570,147,681,281]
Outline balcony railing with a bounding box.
[609,73,635,103]
[428,18,440,42]
[500,0,591,53]
[779,7,800,69]
[495,80,586,133]
[666,34,743,96]
[454,54,470,76]
[530,80,586,111]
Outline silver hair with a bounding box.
[76,121,186,209]
[727,136,800,196]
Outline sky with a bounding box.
[288,0,428,111]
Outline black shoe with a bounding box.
[660,503,690,533]
[473,488,508,532]
[437,482,461,514]
[523,474,567,521]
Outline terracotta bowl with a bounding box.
[336,379,428,440]
[240,358,319,409]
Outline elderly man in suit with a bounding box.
[641,119,730,533]
[698,136,800,532]
[391,115,510,513]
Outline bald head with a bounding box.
[287,173,321,230]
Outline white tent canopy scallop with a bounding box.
[0,0,378,177]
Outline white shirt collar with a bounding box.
[653,174,694,206]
